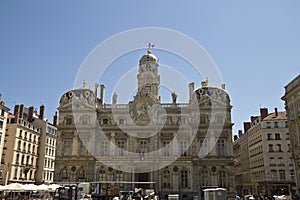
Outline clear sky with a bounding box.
[0,1,299,135]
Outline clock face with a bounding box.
[145,64,151,71]
[141,88,147,96]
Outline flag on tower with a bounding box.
[148,43,155,49]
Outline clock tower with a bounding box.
[129,49,161,125]
[136,49,160,102]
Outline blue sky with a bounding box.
[0,1,299,135]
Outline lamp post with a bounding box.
[4,162,11,185]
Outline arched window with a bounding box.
[80,116,90,125]
[180,170,189,188]
[218,170,226,187]
[98,169,106,181]
[64,116,73,125]
[162,170,171,188]
[200,170,209,186]
[61,168,69,180]
[77,168,85,180]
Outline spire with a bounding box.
[147,43,155,54]
[201,77,209,87]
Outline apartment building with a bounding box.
[234,108,295,197]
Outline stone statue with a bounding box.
[112,92,118,104]
[172,91,177,104]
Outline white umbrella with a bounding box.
[22,184,39,191]
[0,185,6,191]
[48,183,62,191]
[1,183,24,191]
[36,184,50,191]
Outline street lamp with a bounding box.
[4,162,11,185]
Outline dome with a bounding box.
[139,50,158,65]
[59,88,96,105]
[194,79,230,103]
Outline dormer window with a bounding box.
[118,118,125,125]
[102,119,109,125]
[65,117,73,125]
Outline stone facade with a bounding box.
[0,99,9,182]
[282,74,300,195]
[54,50,235,199]
[234,108,296,197]
[0,104,57,185]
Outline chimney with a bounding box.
[28,106,34,123]
[100,84,105,106]
[244,122,251,133]
[260,108,268,119]
[238,130,242,137]
[275,107,278,117]
[19,104,24,119]
[188,82,194,101]
[53,111,58,126]
[234,135,238,141]
[221,83,226,90]
[39,105,45,120]
[14,104,20,122]
[251,116,258,123]
[95,83,99,98]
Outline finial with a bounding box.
[148,43,155,54]
[83,80,86,88]
[201,77,209,87]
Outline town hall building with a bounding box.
[54,49,235,199]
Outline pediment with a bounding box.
[58,99,96,110]
[198,97,228,107]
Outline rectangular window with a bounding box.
[100,141,109,156]
[274,122,278,128]
[63,139,72,155]
[275,133,281,140]
[217,140,225,156]
[266,122,271,129]
[199,139,208,157]
[117,140,125,156]
[162,141,170,156]
[179,141,188,156]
